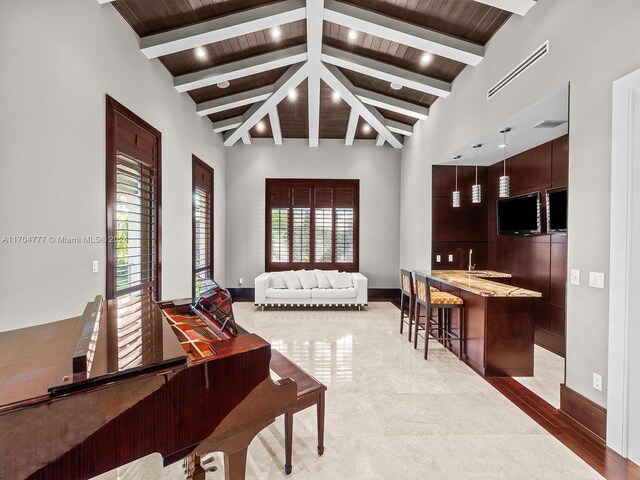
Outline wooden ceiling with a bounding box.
[104,0,522,147]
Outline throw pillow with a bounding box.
[298,270,318,289]
[270,272,287,289]
[283,270,303,289]
[327,272,353,289]
[314,269,338,289]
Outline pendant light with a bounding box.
[452,156,461,208]
[499,128,511,198]
[472,144,482,204]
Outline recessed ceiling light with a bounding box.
[271,27,282,38]
[288,89,297,101]
[195,47,207,58]
[256,121,265,133]
[362,124,371,134]
[348,30,358,40]
[390,82,402,90]
[216,80,230,89]
[420,52,433,64]
[332,91,340,102]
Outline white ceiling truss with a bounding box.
[99,0,533,147]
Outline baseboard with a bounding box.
[535,327,566,357]
[559,384,607,442]
[227,287,400,303]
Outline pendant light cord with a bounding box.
[503,129,508,176]
[455,165,458,190]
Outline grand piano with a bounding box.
[0,283,297,480]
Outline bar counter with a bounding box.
[429,270,542,298]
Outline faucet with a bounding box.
[468,249,475,273]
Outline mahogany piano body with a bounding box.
[0,287,296,480]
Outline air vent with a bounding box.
[487,40,550,100]
[532,120,567,129]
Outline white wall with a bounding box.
[225,139,400,289]
[400,0,640,408]
[0,0,226,331]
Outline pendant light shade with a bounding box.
[472,144,482,204]
[498,128,511,198]
[452,162,461,208]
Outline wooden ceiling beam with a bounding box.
[321,63,402,149]
[322,46,451,98]
[268,108,283,145]
[473,0,536,16]
[384,119,413,136]
[345,109,359,146]
[224,63,309,146]
[241,132,252,145]
[353,87,429,120]
[375,134,386,146]
[323,0,484,66]
[196,85,273,116]
[212,116,243,133]
[174,46,307,93]
[306,0,325,148]
[140,0,307,59]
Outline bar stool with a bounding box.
[399,269,415,341]
[413,273,465,360]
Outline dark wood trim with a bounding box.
[192,156,214,298]
[368,288,401,302]
[227,288,255,302]
[265,178,360,273]
[560,383,607,442]
[105,95,162,301]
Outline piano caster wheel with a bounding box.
[317,446,324,455]
[285,465,292,475]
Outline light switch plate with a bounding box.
[436,255,441,262]
[92,260,99,274]
[570,269,580,285]
[448,254,453,262]
[588,271,605,289]
[593,373,603,392]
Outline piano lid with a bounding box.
[47,294,186,395]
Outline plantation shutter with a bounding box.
[193,158,214,297]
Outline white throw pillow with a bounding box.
[283,270,303,289]
[314,269,338,289]
[270,272,287,289]
[298,270,318,289]
[327,272,353,289]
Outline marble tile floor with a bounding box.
[514,345,565,409]
[94,303,601,480]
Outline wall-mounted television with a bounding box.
[497,192,542,236]
[546,187,567,233]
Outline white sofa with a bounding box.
[255,270,368,309]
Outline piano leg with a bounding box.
[224,447,248,479]
[185,454,207,480]
[284,411,293,474]
[317,391,325,456]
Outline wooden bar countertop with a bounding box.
[426,270,542,298]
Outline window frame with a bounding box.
[265,179,359,272]
[192,156,214,298]
[105,95,162,301]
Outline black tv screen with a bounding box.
[497,192,541,236]
[547,188,567,233]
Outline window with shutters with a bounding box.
[106,97,162,370]
[193,157,214,297]
[265,179,359,272]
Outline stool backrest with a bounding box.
[414,272,432,308]
[400,269,413,296]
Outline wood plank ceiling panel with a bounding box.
[277,79,309,138]
[250,114,273,138]
[337,0,511,44]
[377,108,419,126]
[319,80,350,139]
[207,105,252,123]
[113,0,277,37]
[355,116,378,140]
[188,67,289,104]
[159,20,307,77]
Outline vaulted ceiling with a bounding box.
[99,0,536,147]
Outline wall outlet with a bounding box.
[593,372,603,392]
[448,254,453,262]
[570,269,580,285]
[588,271,605,289]
[436,255,441,262]
[238,278,243,286]
[92,260,99,274]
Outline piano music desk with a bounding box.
[270,350,327,475]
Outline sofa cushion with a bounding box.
[311,287,357,299]
[283,271,303,289]
[327,272,353,289]
[314,269,337,289]
[270,272,287,289]
[298,270,318,289]
[266,288,312,299]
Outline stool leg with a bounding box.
[459,307,465,360]
[413,301,420,349]
[285,412,293,474]
[424,306,431,360]
[400,294,405,334]
[407,297,413,342]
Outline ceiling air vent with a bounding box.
[487,40,550,100]
[532,120,567,129]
